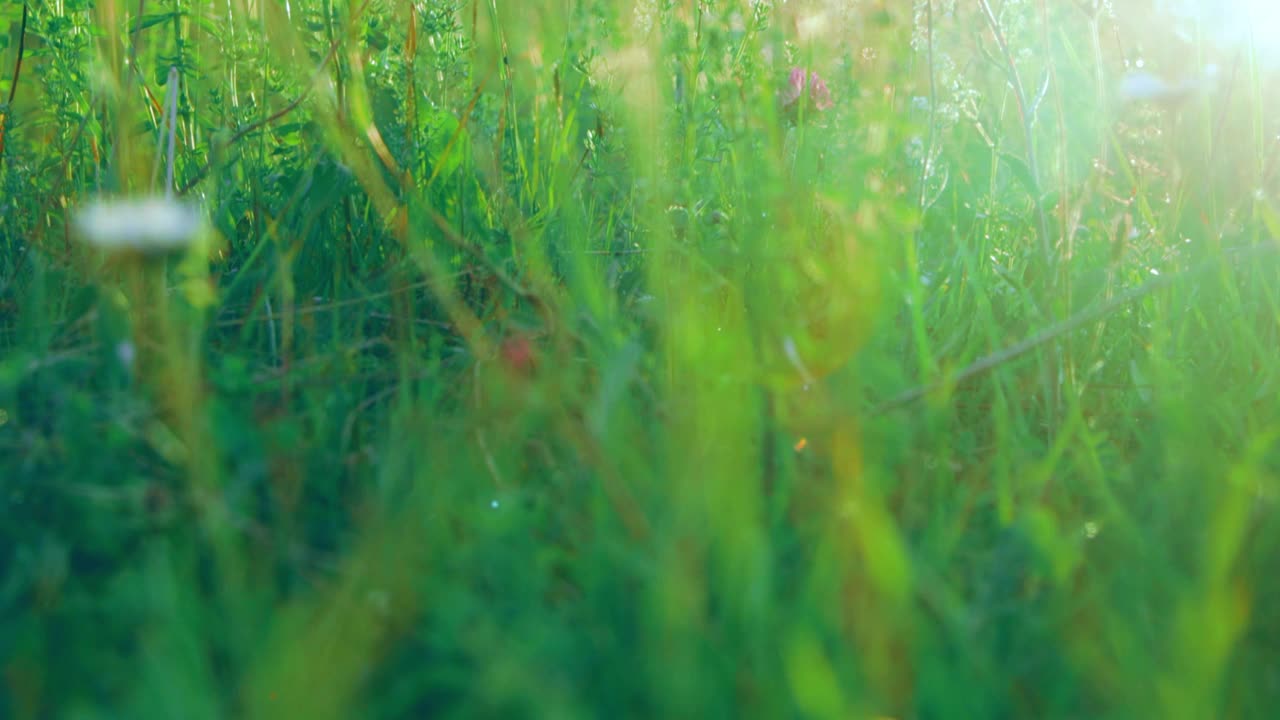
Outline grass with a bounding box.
[3,0,1280,717]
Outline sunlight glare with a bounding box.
[1163,0,1280,64]
[1234,0,1280,56]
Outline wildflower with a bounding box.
[499,334,537,377]
[74,195,204,255]
[1117,66,1217,105]
[780,67,834,114]
[115,341,136,370]
[1117,71,1185,102]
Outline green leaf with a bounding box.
[128,11,177,33]
[424,108,469,186]
[1258,197,1280,242]
[1000,151,1039,196]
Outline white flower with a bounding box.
[115,341,136,369]
[74,195,205,254]
[1118,72,1183,102]
[1117,65,1218,104]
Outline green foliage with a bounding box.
[2,0,1280,718]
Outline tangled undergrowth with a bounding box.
[3,0,1280,717]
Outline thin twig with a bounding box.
[151,66,180,193]
[977,0,1061,422]
[917,0,938,215]
[6,3,27,108]
[340,383,398,454]
[424,82,487,191]
[977,0,1053,270]
[175,5,364,196]
[264,295,279,365]
[421,202,536,304]
[870,243,1280,416]
[0,2,30,161]
[165,66,179,196]
[213,278,441,328]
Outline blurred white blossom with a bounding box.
[115,341,136,370]
[1117,65,1218,104]
[1117,72,1187,102]
[74,195,204,254]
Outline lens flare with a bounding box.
[1161,0,1280,64]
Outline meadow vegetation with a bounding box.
[3,0,1280,717]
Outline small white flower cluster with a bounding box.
[74,195,205,255]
